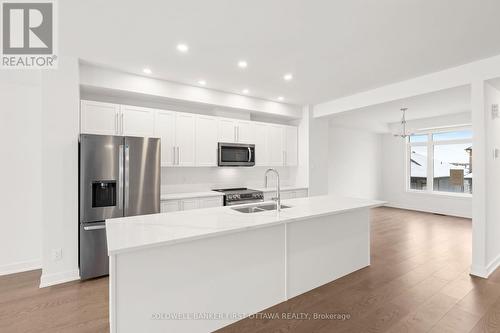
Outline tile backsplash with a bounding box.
[161,167,292,194]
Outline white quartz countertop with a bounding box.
[106,195,384,255]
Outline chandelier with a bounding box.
[394,108,413,138]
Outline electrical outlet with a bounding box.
[493,104,499,119]
[51,248,62,261]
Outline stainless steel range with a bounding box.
[212,188,264,206]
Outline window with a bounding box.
[410,146,427,190]
[408,129,472,195]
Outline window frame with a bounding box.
[406,126,472,197]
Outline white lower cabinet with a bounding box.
[263,189,308,201]
[161,200,181,213]
[199,197,224,209]
[160,196,223,213]
[181,199,198,211]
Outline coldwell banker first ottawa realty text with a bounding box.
[1,0,57,68]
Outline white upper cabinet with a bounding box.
[120,105,155,137]
[80,101,155,137]
[175,113,196,166]
[217,118,255,144]
[195,115,218,166]
[154,110,176,166]
[155,111,195,167]
[237,121,255,143]
[218,118,237,143]
[283,125,298,166]
[254,123,269,166]
[80,100,298,168]
[267,124,284,166]
[80,100,120,135]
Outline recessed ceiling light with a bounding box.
[142,68,152,74]
[277,96,284,101]
[198,80,206,86]
[283,73,293,81]
[176,43,189,53]
[238,60,248,68]
[242,89,249,94]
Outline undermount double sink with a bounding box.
[231,203,291,214]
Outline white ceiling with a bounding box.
[61,0,500,105]
[328,85,471,132]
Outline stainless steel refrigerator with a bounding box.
[79,134,160,280]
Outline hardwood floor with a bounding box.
[1,207,499,333]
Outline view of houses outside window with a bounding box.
[409,129,472,194]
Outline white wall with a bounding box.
[484,83,500,271]
[328,125,382,200]
[0,72,42,275]
[380,133,472,218]
[308,107,329,196]
[40,57,81,287]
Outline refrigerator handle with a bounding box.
[124,144,130,210]
[118,144,124,209]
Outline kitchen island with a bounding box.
[106,195,384,333]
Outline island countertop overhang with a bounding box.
[106,195,385,255]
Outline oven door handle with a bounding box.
[226,198,264,206]
[248,147,252,162]
[83,223,106,231]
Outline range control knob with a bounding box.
[229,194,240,201]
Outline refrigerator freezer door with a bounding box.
[80,134,124,223]
[124,136,161,217]
[79,222,109,280]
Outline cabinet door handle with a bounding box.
[173,146,176,165]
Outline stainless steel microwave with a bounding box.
[218,142,255,167]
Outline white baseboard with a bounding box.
[470,265,489,278]
[39,269,80,288]
[482,254,500,278]
[0,259,41,276]
[384,202,472,219]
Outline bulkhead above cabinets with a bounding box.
[80,100,298,167]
